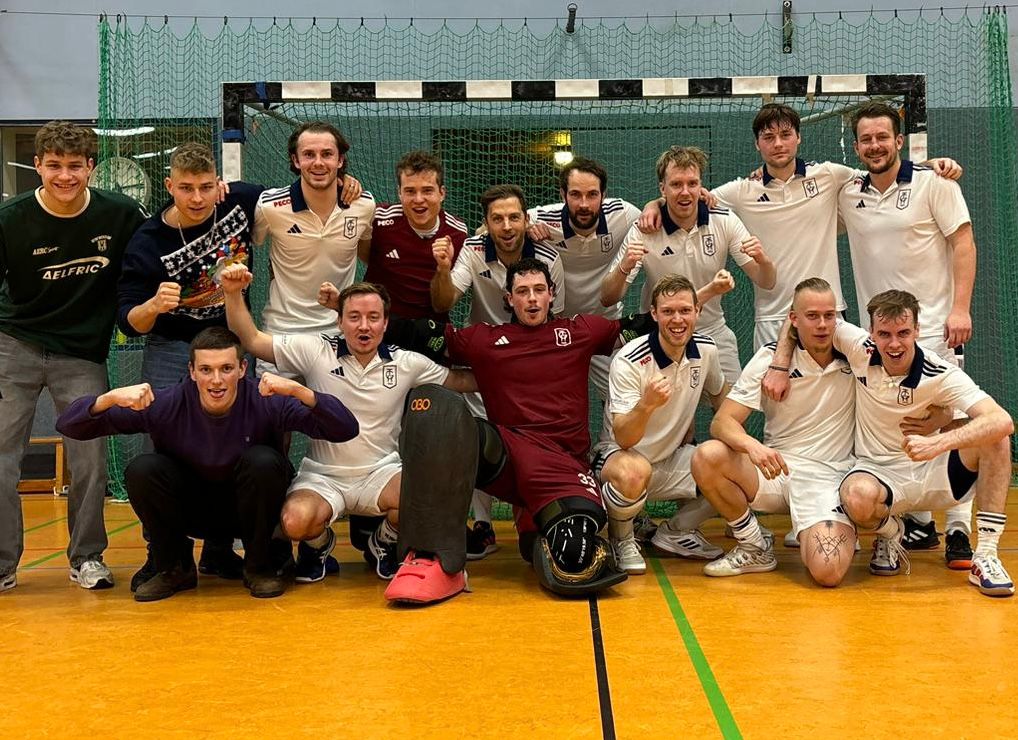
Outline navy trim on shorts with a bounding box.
[947,449,978,501]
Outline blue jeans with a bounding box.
[0,332,109,573]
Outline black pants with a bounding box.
[125,446,291,574]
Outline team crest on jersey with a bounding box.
[382,364,398,389]
[897,386,913,406]
[344,217,358,239]
[600,234,613,253]
[554,328,572,347]
[802,178,819,199]
[896,190,911,210]
[702,234,716,256]
[91,234,112,252]
[690,367,701,388]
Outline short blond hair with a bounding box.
[656,146,708,183]
[169,143,217,175]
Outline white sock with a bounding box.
[974,511,1006,557]
[727,510,767,550]
[471,490,493,524]
[377,518,399,545]
[670,496,717,531]
[306,528,331,549]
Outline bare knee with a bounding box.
[840,477,883,527]
[603,452,652,498]
[800,522,855,587]
[280,492,331,540]
[691,440,735,486]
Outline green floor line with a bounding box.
[649,557,742,740]
[20,519,140,570]
[23,516,66,534]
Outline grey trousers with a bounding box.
[0,332,109,573]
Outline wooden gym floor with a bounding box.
[4,491,1018,739]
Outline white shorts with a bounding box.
[753,318,784,352]
[592,444,697,502]
[288,458,401,522]
[849,452,977,516]
[752,454,854,537]
[701,323,741,385]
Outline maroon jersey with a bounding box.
[363,204,468,321]
[446,315,619,460]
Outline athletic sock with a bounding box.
[377,518,399,545]
[601,481,646,541]
[974,511,1006,558]
[471,490,493,524]
[670,495,717,531]
[873,516,900,539]
[727,510,767,550]
[306,529,331,550]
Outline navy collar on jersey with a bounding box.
[660,201,710,235]
[860,159,914,192]
[560,204,609,239]
[649,327,700,369]
[868,341,924,388]
[761,157,807,185]
[484,234,537,263]
[289,178,352,213]
[335,340,393,361]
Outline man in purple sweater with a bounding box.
[56,327,359,602]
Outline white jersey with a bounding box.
[833,321,988,464]
[728,343,855,463]
[609,202,752,332]
[712,158,854,320]
[528,197,640,319]
[272,333,448,477]
[599,331,725,464]
[838,161,970,341]
[254,181,376,335]
[449,235,565,325]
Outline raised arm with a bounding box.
[221,264,276,363]
[430,235,464,312]
[611,375,671,450]
[261,372,359,443]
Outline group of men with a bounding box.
[0,99,1012,605]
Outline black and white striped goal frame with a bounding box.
[220,73,927,181]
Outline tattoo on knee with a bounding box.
[810,522,849,564]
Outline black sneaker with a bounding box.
[466,521,498,561]
[901,517,940,551]
[130,549,158,593]
[295,528,340,583]
[198,542,244,579]
[364,530,398,580]
[945,530,974,570]
[134,562,198,602]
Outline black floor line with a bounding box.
[588,595,617,740]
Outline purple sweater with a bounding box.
[57,378,358,481]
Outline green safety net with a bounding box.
[97,11,1017,512]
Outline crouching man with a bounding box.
[56,327,359,602]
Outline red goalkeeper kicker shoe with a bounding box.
[384,552,470,605]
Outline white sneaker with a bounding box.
[725,518,774,548]
[869,517,910,576]
[969,554,1015,597]
[784,530,800,548]
[0,571,15,593]
[70,558,115,590]
[633,513,658,543]
[612,536,646,575]
[652,523,723,560]
[704,543,778,577]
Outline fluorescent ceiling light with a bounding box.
[5,161,36,171]
[93,126,156,137]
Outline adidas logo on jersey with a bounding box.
[480,269,493,279]
[287,223,302,234]
[385,249,400,259]
[661,246,675,256]
[757,194,770,202]
[330,366,345,377]
[494,335,510,346]
[855,200,866,209]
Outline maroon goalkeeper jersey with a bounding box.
[446,315,619,460]
[363,204,468,321]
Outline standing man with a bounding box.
[692,278,858,585]
[362,151,468,322]
[602,146,776,383]
[0,121,146,593]
[527,157,641,396]
[592,275,728,574]
[56,327,360,601]
[838,102,977,565]
[224,268,475,581]
[253,121,375,348]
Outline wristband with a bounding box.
[768,364,789,373]
[618,263,630,276]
